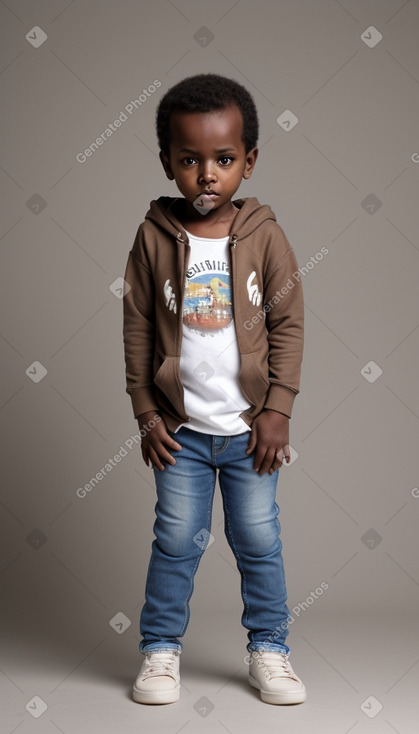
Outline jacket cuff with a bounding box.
[264,383,298,419]
[128,386,159,421]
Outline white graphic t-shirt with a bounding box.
[177,230,252,435]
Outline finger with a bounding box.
[168,437,182,451]
[252,446,264,472]
[269,459,280,475]
[253,444,270,473]
[258,447,277,475]
[152,443,178,466]
[145,433,178,465]
[276,447,289,465]
[141,446,149,467]
[246,429,257,455]
[148,446,165,471]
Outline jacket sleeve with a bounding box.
[122,233,159,421]
[262,240,304,419]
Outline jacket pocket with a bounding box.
[153,355,188,420]
[239,350,270,406]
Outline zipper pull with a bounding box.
[231,234,237,248]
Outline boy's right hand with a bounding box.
[137,411,182,471]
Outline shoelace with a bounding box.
[254,652,296,681]
[143,652,177,679]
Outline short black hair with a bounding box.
[156,73,259,156]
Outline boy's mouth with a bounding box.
[199,189,219,197]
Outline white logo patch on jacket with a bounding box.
[164,279,177,313]
[247,271,262,306]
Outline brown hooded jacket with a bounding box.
[123,196,304,431]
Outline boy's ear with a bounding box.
[243,147,258,179]
[159,150,175,181]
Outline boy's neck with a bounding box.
[173,198,240,238]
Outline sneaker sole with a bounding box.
[132,685,180,705]
[249,674,306,704]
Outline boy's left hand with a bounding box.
[246,409,291,475]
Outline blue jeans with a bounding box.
[138,426,291,656]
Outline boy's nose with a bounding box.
[198,163,217,183]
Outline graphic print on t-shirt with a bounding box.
[183,257,232,334]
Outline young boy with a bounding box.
[123,73,306,706]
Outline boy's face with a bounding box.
[159,104,258,220]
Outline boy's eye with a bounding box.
[180,156,234,166]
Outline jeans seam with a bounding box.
[212,436,230,460]
[179,475,215,636]
[179,553,201,637]
[221,486,250,627]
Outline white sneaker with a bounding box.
[248,650,306,704]
[133,650,180,704]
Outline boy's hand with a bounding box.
[246,409,291,475]
[137,411,182,471]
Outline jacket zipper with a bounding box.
[229,232,255,410]
[175,231,191,422]
[229,233,238,302]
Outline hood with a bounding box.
[144,196,277,242]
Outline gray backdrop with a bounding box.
[1,1,418,733]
